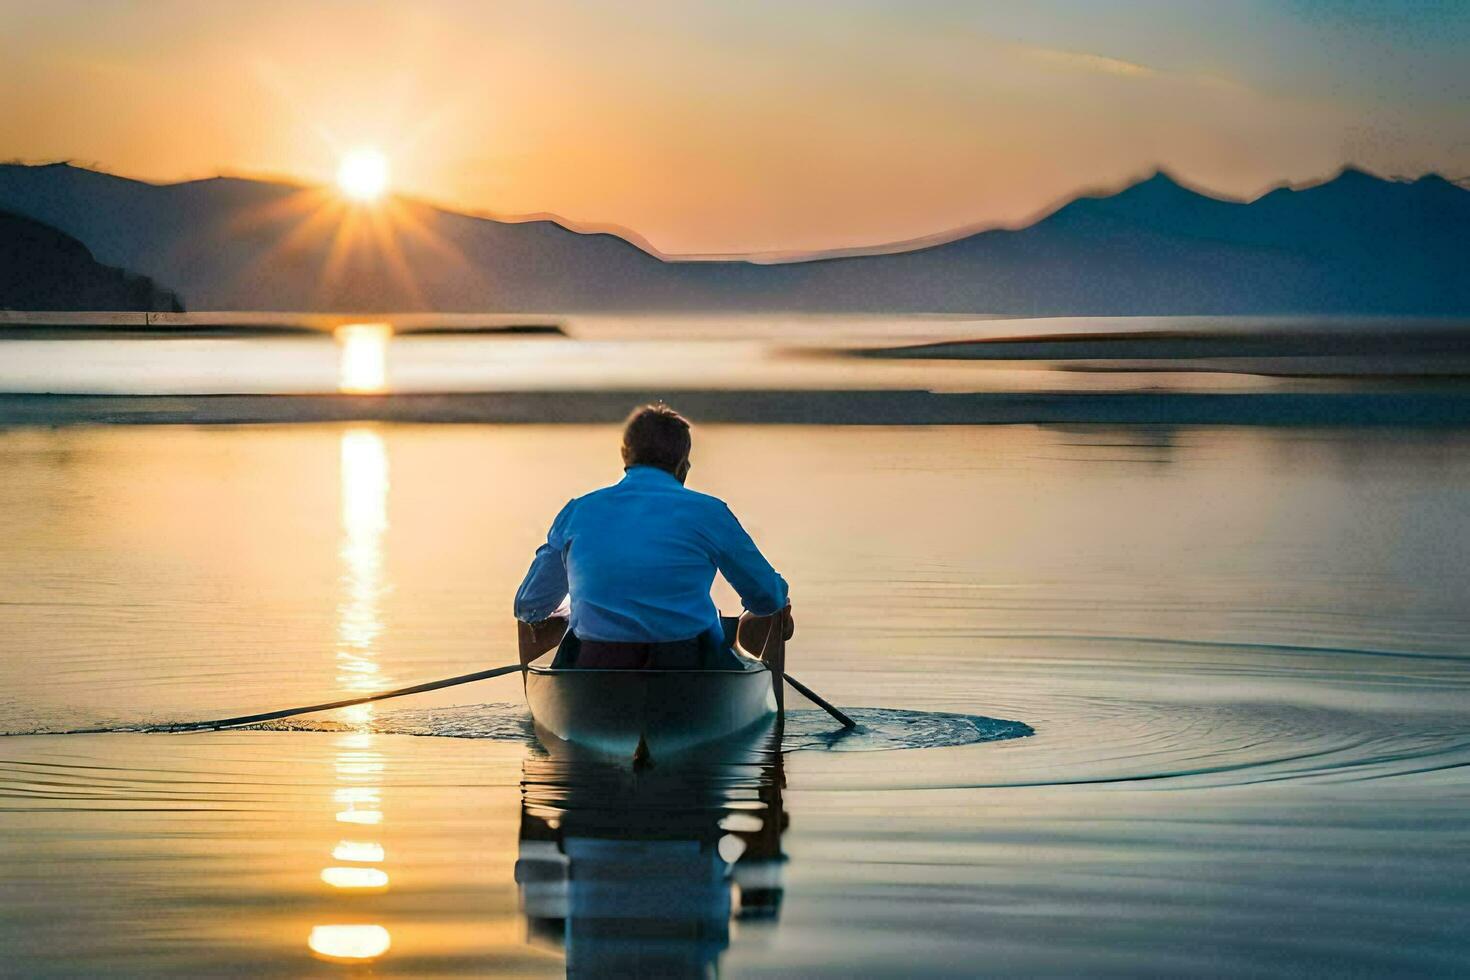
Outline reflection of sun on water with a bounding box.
[335,803,383,827]
[309,924,391,962]
[339,702,376,723]
[337,429,389,689]
[310,426,392,962]
[336,323,391,394]
[321,866,390,890]
[333,841,386,863]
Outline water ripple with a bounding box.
[6,698,1469,794]
[239,703,1034,753]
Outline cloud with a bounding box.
[1015,44,1158,79]
[1011,42,1244,93]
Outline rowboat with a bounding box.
[518,611,788,763]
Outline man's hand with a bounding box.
[517,614,569,665]
[737,605,793,657]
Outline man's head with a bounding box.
[621,403,692,482]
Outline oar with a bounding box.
[743,607,857,731]
[782,672,857,730]
[146,663,524,733]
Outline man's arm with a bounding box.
[514,501,573,623]
[712,503,789,617]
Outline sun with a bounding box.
[337,148,390,202]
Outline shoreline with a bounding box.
[0,310,567,337]
[4,388,1470,426]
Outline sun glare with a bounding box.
[337,148,390,202]
[336,323,391,393]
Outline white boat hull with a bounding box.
[524,663,777,761]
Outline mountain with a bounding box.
[0,162,1465,314]
[0,208,183,312]
[720,168,1469,315]
[0,164,679,312]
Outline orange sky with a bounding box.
[2,1,1467,255]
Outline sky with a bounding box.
[1,0,1467,256]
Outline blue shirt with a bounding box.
[514,466,788,643]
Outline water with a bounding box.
[2,413,1469,972]
[234,705,1034,753]
[3,313,1465,398]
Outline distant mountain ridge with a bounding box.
[0,162,1464,314]
[0,207,183,312]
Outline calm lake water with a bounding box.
[2,419,1468,976]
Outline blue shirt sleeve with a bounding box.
[514,500,574,622]
[712,503,789,617]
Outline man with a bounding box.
[514,403,790,669]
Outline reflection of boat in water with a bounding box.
[515,724,788,977]
[519,613,789,764]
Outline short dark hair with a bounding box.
[622,403,691,473]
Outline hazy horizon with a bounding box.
[12,157,1458,262]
